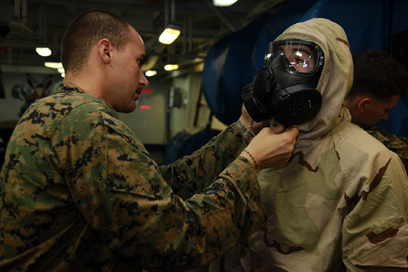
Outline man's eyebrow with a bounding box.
[292,47,312,55]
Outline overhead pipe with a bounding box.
[202,0,240,32]
[21,0,27,24]
[163,0,177,24]
[182,15,186,54]
[189,15,193,52]
[14,0,27,24]
[14,0,20,18]
[13,0,34,36]
[164,0,169,26]
[171,0,176,22]
[182,14,193,54]
[39,4,47,44]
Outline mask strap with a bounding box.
[248,118,256,137]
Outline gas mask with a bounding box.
[242,39,324,126]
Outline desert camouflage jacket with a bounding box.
[210,18,408,272]
[367,126,408,173]
[0,82,266,272]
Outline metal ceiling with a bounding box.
[0,0,290,74]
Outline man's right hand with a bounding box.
[241,125,299,171]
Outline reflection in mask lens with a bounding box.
[265,40,322,74]
[287,49,314,72]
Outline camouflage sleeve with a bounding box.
[367,127,408,173]
[342,156,408,271]
[56,106,266,271]
[159,122,248,200]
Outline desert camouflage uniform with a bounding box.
[367,126,408,172]
[0,82,266,272]
[210,18,408,272]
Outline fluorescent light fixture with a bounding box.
[57,67,65,74]
[213,0,238,6]
[44,62,63,69]
[159,26,180,44]
[164,64,179,71]
[36,47,52,57]
[145,70,157,77]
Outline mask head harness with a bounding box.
[242,39,324,126]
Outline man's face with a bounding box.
[107,26,149,113]
[358,95,400,129]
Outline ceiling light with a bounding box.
[44,62,63,69]
[159,24,180,44]
[57,67,65,74]
[213,0,238,6]
[145,70,157,77]
[36,47,52,57]
[164,64,179,71]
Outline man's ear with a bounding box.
[357,97,371,113]
[98,39,113,64]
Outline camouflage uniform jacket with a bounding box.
[367,126,408,173]
[0,82,266,272]
[210,18,408,272]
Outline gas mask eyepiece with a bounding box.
[242,39,324,126]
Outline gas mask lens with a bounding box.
[264,40,323,75]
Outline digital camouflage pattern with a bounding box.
[0,82,267,272]
[367,126,408,173]
[210,18,408,272]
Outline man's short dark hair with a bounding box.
[347,49,408,100]
[61,10,131,74]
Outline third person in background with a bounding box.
[344,48,408,171]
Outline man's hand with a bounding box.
[241,125,299,171]
[239,104,268,137]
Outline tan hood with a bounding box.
[274,18,354,144]
[210,19,408,272]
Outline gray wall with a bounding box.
[0,67,227,160]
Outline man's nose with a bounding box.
[382,111,390,121]
[140,70,149,88]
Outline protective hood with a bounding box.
[209,19,408,272]
[273,18,353,144]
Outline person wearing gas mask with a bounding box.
[209,18,408,272]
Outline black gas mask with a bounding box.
[242,39,324,126]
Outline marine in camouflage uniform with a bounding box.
[0,137,5,167]
[210,18,408,271]
[367,126,408,173]
[0,81,267,272]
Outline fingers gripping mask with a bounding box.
[242,40,324,126]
